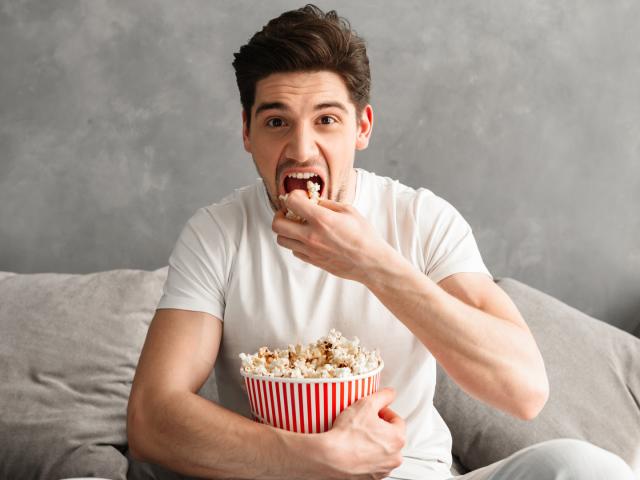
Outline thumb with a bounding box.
[284,189,320,221]
[379,406,404,426]
[365,387,397,411]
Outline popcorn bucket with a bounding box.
[241,362,384,433]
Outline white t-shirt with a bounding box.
[157,168,492,480]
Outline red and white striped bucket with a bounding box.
[241,362,384,433]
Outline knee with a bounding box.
[545,439,633,478]
[496,438,634,480]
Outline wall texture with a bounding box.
[1,0,639,334]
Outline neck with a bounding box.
[341,167,358,204]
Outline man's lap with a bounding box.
[447,438,634,480]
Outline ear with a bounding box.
[355,104,374,151]
[242,110,252,153]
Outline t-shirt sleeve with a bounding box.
[418,191,492,285]
[156,208,228,320]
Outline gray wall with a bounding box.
[1,1,639,335]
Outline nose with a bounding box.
[284,122,320,163]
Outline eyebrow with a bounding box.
[254,101,349,117]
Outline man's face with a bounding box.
[242,71,373,212]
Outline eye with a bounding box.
[319,115,337,125]
[266,117,286,128]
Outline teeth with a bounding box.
[286,172,317,179]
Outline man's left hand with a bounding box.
[272,189,395,282]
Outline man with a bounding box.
[127,5,634,480]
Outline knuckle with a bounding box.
[397,432,407,449]
[321,209,334,222]
[351,397,371,413]
[399,418,407,432]
[306,232,318,247]
[316,216,331,233]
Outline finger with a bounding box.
[378,406,394,421]
[365,387,397,411]
[378,406,404,426]
[292,250,316,264]
[293,251,324,270]
[272,210,309,240]
[284,189,322,223]
[276,235,310,255]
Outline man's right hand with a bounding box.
[318,387,406,479]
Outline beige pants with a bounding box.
[448,438,634,480]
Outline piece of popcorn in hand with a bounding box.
[278,181,321,223]
[306,180,320,203]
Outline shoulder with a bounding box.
[183,181,264,245]
[357,168,457,220]
[203,182,259,219]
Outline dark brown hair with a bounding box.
[232,4,370,129]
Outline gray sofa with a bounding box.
[0,267,638,479]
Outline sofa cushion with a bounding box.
[434,277,640,476]
[0,267,168,480]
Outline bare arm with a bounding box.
[273,190,549,420]
[127,308,321,479]
[127,308,405,479]
[365,267,549,420]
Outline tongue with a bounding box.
[285,177,309,193]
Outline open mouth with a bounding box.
[283,172,325,198]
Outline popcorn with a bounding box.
[239,329,382,379]
[278,180,321,222]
